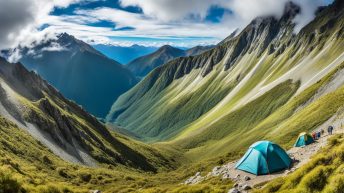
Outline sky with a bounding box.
[0,0,334,49]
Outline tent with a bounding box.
[235,141,292,175]
[294,132,314,147]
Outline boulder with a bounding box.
[242,185,252,190]
[235,174,241,179]
[223,173,231,179]
[228,188,240,193]
[244,176,251,181]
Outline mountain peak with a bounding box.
[281,1,301,21]
[158,45,180,52]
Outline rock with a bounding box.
[90,190,101,193]
[228,188,240,193]
[212,166,224,176]
[223,173,231,179]
[242,185,252,190]
[234,183,239,188]
[195,172,201,176]
[244,176,251,181]
[284,170,291,175]
[235,174,241,179]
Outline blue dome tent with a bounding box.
[235,141,292,175]
[294,132,314,147]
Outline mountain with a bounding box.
[107,0,344,163]
[0,57,182,191]
[17,33,137,118]
[126,45,186,78]
[127,45,214,77]
[0,57,174,169]
[93,44,158,64]
[185,45,215,57]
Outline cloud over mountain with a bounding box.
[0,0,333,51]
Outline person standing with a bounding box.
[312,132,317,140]
[328,126,334,135]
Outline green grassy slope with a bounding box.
[0,115,193,193]
[177,62,344,161]
[108,0,344,150]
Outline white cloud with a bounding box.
[119,0,217,21]
[119,0,331,33]
[0,0,96,50]
[0,0,333,54]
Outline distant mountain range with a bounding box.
[93,44,158,64]
[16,33,137,118]
[127,45,214,77]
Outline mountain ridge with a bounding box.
[107,0,344,163]
[16,33,138,118]
[126,44,214,77]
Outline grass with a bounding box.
[254,134,344,193]
[0,114,235,193]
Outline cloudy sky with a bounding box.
[0,0,334,49]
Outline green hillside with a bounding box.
[108,0,344,163]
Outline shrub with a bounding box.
[79,173,92,182]
[322,174,344,193]
[56,168,69,178]
[42,155,53,165]
[0,172,24,193]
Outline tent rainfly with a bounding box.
[235,141,292,175]
[294,132,314,147]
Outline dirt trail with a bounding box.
[184,116,344,189]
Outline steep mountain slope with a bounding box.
[17,33,137,118]
[127,45,186,78]
[0,57,174,172]
[107,0,344,161]
[93,44,158,64]
[127,45,214,77]
[185,45,215,57]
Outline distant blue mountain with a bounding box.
[17,33,138,118]
[93,44,158,64]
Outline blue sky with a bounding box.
[0,0,335,50]
[42,0,333,47]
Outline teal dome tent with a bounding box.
[294,132,314,147]
[235,141,292,175]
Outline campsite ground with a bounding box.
[184,114,344,191]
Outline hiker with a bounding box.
[312,132,317,140]
[317,131,321,139]
[321,129,325,135]
[328,126,334,135]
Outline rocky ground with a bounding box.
[184,115,344,193]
